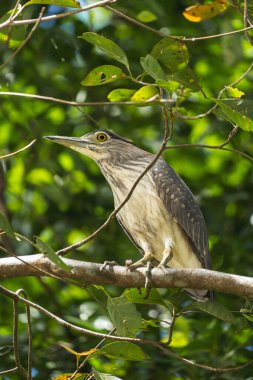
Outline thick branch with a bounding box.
[0,254,252,298]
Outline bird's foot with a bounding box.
[100,260,119,271]
[125,254,154,298]
[125,252,154,271]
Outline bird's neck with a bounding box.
[98,153,153,201]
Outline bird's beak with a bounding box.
[44,135,100,161]
[44,135,87,148]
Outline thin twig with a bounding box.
[0,140,37,160]
[0,0,117,31]
[16,290,33,380]
[9,0,22,22]
[165,143,253,162]
[157,344,253,373]
[0,284,156,344]
[105,5,253,42]
[0,8,45,70]
[0,91,175,107]
[176,60,253,121]
[13,294,27,378]
[105,6,169,38]
[0,367,18,375]
[69,329,116,380]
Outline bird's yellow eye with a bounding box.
[96,132,108,143]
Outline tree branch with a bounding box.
[1,254,253,298]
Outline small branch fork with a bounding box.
[0,283,253,375]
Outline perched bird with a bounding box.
[45,130,212,300]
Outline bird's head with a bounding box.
[44,130,136,163]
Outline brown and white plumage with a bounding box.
[45,130,212,300]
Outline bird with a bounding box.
[45,130,212,300]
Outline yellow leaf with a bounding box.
[226,86,245,98]
[61,344,97,358]
[183,0,229,22]
[52,373,87,380]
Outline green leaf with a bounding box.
[140,54,166,81]
[215,100,253,131]
[0,212,16,239]
[97,342,149,361]
[131,85,159,102]
[81,65,125,86]
[0,11,26,49]
[107,88,136,102]
[156,79,180,93]
[137,10,157,23]
[192,301,236,323]
[93,368,123,380]
[123,288,169,307]
[167,67,200,92]
[151,37,189,74]
[107,296,142,337]
[34,236,71,272]
[79,32,129,69]
[25,0,80,7]
[240,309,253,323]
[226,86,245,98]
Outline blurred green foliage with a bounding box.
[0,0,253,379]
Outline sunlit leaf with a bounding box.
[140,54,166,81]
[107,296,142,337]
[226,86,245,98]
[183,0,229,22]
[193,301,236,323]
[25,0,80,7]
[137,10,157,23]
[52,374,86,380]
[214,100,253,131]
[151,37,189,73]
[93,368,123,380]
[34,236,71,272]
[156,79,180,93]
[79,32,129,69]
[81,65,125,86]
[0,211,16,239]
[107,88,136,102]
[98,342,149,361]
[131,85,159,102]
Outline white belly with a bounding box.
[111,171,202,270]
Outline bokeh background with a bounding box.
[0,1,253,379]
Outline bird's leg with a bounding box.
[158,238,174,272]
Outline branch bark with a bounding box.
[0,254,252,298]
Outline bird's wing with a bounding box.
[151,158,211,269]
